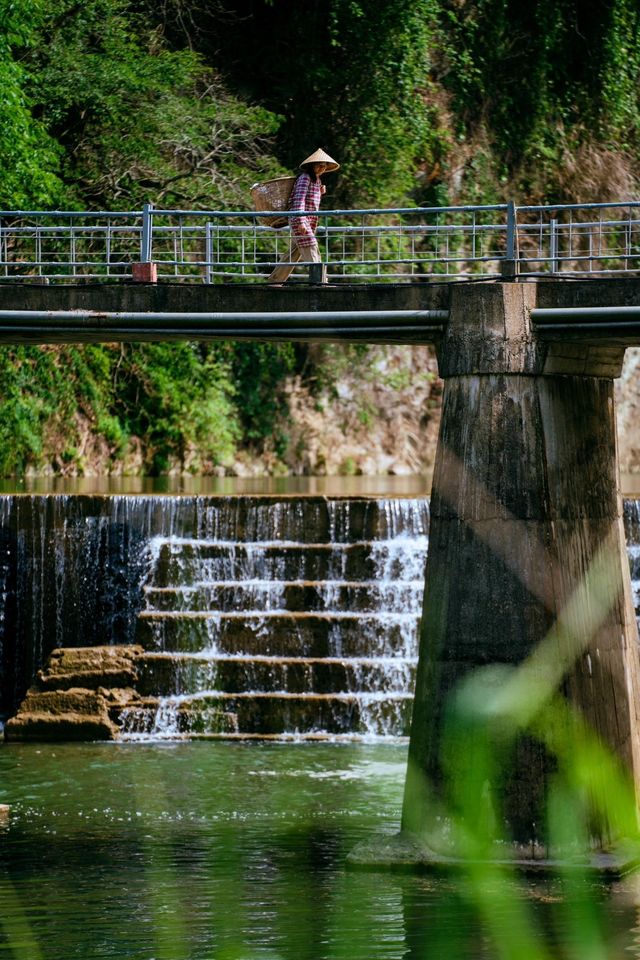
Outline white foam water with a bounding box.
[128,498,430,741]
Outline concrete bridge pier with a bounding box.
[400,281,640,862]
[336,283,640,875]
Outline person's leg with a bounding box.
[298,242,321,264]
[266,238,301,283]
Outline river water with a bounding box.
[1,740,640,960]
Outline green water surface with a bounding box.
[0,741,639,960]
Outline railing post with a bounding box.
[500,200,520,278]
[133,203,157,282]
[309,262,327,284]
[141,203,153,262]
[205,222,213,285]
[550,218,559,274]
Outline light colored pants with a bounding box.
[267,238,321,283]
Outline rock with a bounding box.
[11,688,109,717]
[4,712,118,742]
[100,687,144,724]
[347,832,439,871]
[4,645,147,742]
[37,645,144,691]
[4,688,120,741]
[99,686,142,707]
[281,345,441,476]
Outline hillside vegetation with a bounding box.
[1,0,639,476]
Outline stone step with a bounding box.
[4,688,119,741]
[145,497,429,545]
[137,653,417,696]
[151,541,427,586]
[116,700,239,738]
[172,732,384,742]
[118,691,413,737]
[135,611,419,658]
[143,580,423,614]
[37,645,144,691]
[5,712,117,741]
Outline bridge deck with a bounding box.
[0,277,639,346]
[0,281,449,344]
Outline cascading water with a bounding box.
[625,500,640,615]
[121,497,429,740]
[0,495,157,718]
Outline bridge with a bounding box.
[3,200,640,866]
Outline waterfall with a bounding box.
[0,495,427,739]
[121,497,428,740]
[625,499,640,616]
[0,495,156,718]
[3,494,640,741]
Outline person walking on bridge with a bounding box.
[267,148,340,284]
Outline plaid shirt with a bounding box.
[289,172,322,247]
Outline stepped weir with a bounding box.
[4,493,640,747]
[0,495,428,740]
[129,496,428,738]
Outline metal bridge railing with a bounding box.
[516,202,640,275]
[0,201,639,283]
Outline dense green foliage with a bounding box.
[1,0,639,475]
[0,0,64,207]
[24,0,285,208]
[435,0,640,200]
[225,343,297,458]
[188,0,439,205]
[150,0,640,206]
[0,0,294,476]
[0,343,239,475]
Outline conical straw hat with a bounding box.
[299,148,340,172]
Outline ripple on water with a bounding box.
[2,740,637,960]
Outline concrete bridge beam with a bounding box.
[401,281,640,859]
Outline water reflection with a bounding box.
[1,742,408,960]
[3,471,640,498]
[0,475,433,497]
